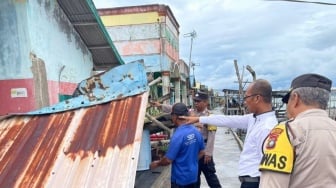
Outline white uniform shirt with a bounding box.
[199,111,277,177]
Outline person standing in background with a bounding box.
[259,73,336,188]
[190,91,222,188]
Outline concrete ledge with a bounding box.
[230,129,244,151]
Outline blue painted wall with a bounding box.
[0,0,93,83]
[0,1,22,78]
[122,54,171,72]
[0,0,97,114]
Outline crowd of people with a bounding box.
[149,73,336,188]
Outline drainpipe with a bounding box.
[58,65,65,100]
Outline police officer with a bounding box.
[190,91,221,188]
[259,73,336,187]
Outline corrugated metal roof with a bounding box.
[0,62,149,187]
[57,0,125,70]
[0,93,148,187]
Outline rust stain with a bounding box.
[64,95,141,160]
[117,94,124,99]
[80,76,109,101]
[21,112,74,188]
[0,112,74,188]
[0,93,144,187]
[128,74,134,80]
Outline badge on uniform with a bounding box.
[266,128,283,149]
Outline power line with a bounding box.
[265,0,336,5]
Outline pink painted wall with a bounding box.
[48,80,78,105]
[116,40,160,55]
[165,41,178,61]
[115,40,178,62]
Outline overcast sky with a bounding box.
[93,0,336,91]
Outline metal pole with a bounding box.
[183,30,197,106]
[183,30,197,77]
[188,37,193,76]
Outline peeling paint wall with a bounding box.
[0,0,95,115]
[0,1,22,78]
[28,0,93,82]
[30,53,50,109]
[99,5,179,71]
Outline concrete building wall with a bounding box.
[98,4,182,102]
[0,0,94,115]
[100,9,179,71]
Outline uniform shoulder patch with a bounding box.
[259,123,294,174]
[207,124,217,131]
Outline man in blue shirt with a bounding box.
[150,103,205,188]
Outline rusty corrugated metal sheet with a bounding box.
[0,62,149,187]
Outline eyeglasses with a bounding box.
[243,94,260,101]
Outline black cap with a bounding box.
[171,103,189,116]
[282,73,332,103]
[193,91,209,101]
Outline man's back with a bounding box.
[166,124,204,185]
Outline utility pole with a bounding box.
[234,60,243,100]
[234,59,245,114]
[183,30,197,78]
[183,30,197,106]
[191,62,200,76]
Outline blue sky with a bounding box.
[93,0,336,91]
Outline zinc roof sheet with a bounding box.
[0,93,148,187]
[0,62,149,187]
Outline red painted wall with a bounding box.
[0,79,77,115]
[0,79,35,115]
